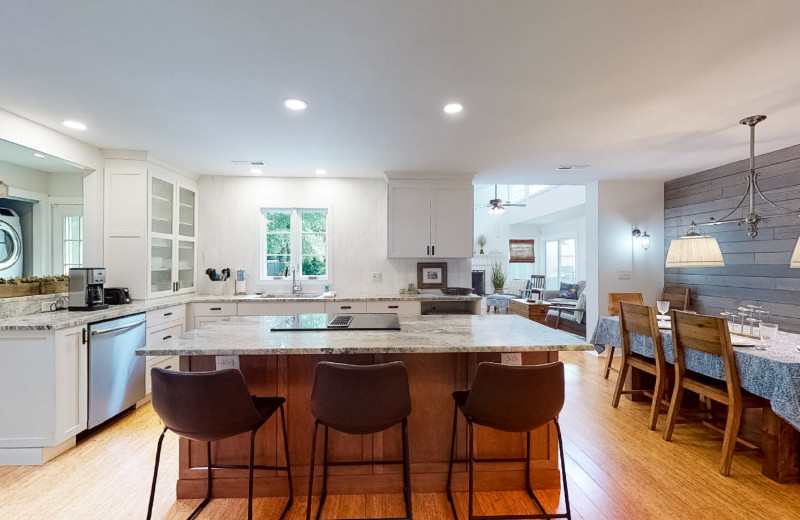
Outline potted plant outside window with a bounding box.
[490,261,507,294]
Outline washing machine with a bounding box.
[0,207,23,279]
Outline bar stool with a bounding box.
[147,368,293,520]
[306,361,412,520]
[446,361,571,520]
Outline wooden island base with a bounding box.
[176,351,562,498]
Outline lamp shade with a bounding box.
[791,236,800,268]
[665,235,725,268]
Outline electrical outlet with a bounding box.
[40,301,56,312]
[501,352,522,366]
[618,270,632,280]
[215,355,240,371]
[371,272,382,282]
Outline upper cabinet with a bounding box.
[387,179,473,258]
[104,153,198,300]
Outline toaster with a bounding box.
[104,287,131,305]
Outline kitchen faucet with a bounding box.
[285,265,303,295]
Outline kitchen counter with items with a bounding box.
[0,293,481,330]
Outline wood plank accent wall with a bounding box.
[664,143,800,333]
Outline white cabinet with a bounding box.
[144,305,185,394]
[387,180,473,258]
[324,301,367,313]
[366,300,421,314]
[192,302,238,329]
[104,154,198,301]
[54,325,88,443]
[237,301,326,316]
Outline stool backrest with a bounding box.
[151,368,263,442]
[311,361,411,435]
[463,362,565,433]
[619,302,666,368]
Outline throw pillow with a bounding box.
[574,291,587,324]
[558,282,580,300]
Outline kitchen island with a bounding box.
[138,314,591,498]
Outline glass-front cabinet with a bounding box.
[149,175,196,297]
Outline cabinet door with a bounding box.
[388,182,432,258]
[431,184,473,258]
[54,325,87,442]
[195,316,231,329]
[150,176,175,235]
[150,237,175,296]
[177,240,195,292]
[177,185,196,238]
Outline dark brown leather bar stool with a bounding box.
[147,368,293,520]
[307,361,412,520]
[446,361,571,520]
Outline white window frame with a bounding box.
[544,234,578,289]
[259,207,332,285]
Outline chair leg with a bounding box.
[603,347,615,379]
[316,425,329,520]
[186,442,214,520]
[446,403,459,520]
[719,401,743,476]
[525,430,547,515]
[611,353,629,408]
[146,426,168,520]
[554,420,572,520]
[649,370,667,431]
[402,418,413,519]
[663,381,685,441]
[248,430,257,520]
[306,421,319,520]
[278,404,294,520]
[467,421,475,520]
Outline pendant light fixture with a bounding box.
[666,115,800,268]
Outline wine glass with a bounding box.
[758,322,778,351]
[656,300,670,318]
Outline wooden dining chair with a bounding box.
[612,302,668,431]
[529,275,546,300]
[660,286,690,311]
[604,293,644,378]
[662,311,763,476]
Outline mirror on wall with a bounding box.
[0,138,90,278]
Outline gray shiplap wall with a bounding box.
[664,143,800,333]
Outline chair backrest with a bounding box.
[619,302,666,369]
[670,310,742,395]
[608,292,643,316]
[151,368,263,442]
[311,361,411,435]
[661,286,690,311]
[530,275,546,291]
[463,362,564,433]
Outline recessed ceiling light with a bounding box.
[443,103,463,114]
[315,169,327,175]
[555,165,590,171]
[33,152,46,158]
[250,168,263,174]
[284,98,308,110]
[62,120,87,130]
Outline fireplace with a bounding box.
[471,270,486,296]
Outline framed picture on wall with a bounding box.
[417,262,447,289]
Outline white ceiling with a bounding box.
[2,1,800,183]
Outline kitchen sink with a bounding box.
[258,293,322,299]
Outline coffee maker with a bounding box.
[69,268,109,311]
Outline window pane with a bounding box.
[301,211,326,232]
[559,238,576,283]
[509,185,526,203]
[266,256,291,276]
[528,185,549,196]
[266,233,291,255]
[545,241,558,290]
[266,211,291,232]
[302,233,326,255]
[302,255,327,276]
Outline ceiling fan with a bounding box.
[479,185,526,214]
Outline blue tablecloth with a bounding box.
[591,316,800,432]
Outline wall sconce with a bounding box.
[632,227,650,250]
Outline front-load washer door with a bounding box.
[0,221,22,278]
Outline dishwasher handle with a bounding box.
[90,320,146,336]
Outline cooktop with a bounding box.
[271,313,401,331]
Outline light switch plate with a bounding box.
[618,270,632,280]
[501,352,522,366]
[371,272,382,282]
[215,355,240,371]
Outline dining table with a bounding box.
[591,315,800,483]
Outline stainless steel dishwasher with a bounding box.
[87,313,146,428]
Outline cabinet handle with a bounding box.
[82,328,87,344]
[176,281,180,291]
[432,245,435,256]
[341,305,352,309]
[162,335,172,340]
[388,305,399,309]
[164,312,173,317]
[427,245,430,256]
[210,307,222,311]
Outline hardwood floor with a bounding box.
[1,350,799,519]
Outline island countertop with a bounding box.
[137,313,592,356]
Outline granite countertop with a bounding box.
[0,293,480,331]
[137,314,592,356]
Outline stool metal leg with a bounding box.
[278,404,294,520]
[146,426,168,520]
[402,418,413,519]
[554,420,572,520]
[316,425,329,520]
[467,421,475,520]
[446,403,459,520]
[306,420,319,520]
[248,429,257,520]
[186,442,213,520]
[526,431,547,515]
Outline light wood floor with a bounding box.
[1,351,799,520]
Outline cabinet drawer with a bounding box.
[237,301,326,316]
[146,305,186,328]
[146,355,179,394]
[365,300,421,314]
[193,302,237,316]
[147,323,183,349]
[325,301,367,313]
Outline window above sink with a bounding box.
[259,207,331,285]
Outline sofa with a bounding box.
[544,280,587,337]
